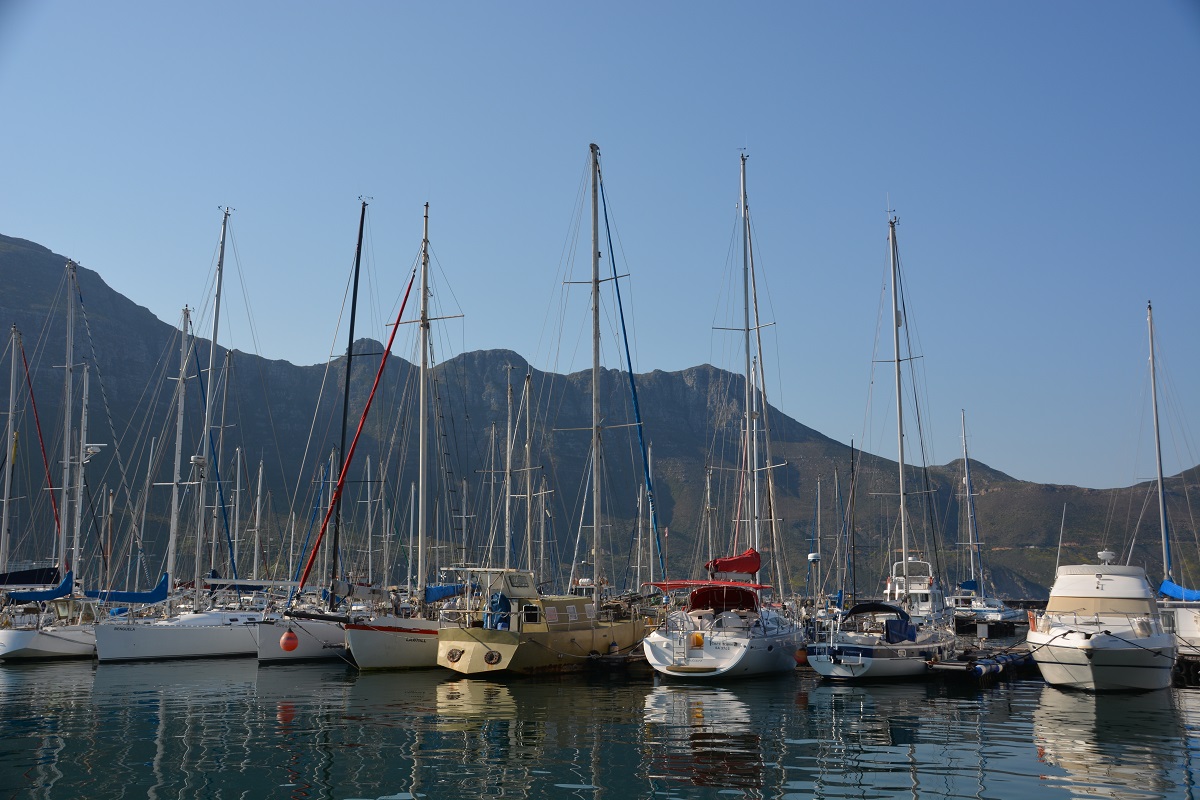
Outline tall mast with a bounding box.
[71,365,90,583]
[960,410,980,594]
[888,215,909,588]
[1148,301,1171,582]
[524,370,533,573]
[504,368,513,570]
[739,155,758,552]
[328,199,367,611]
[417,203,430,607]
[1,326,19,571]
[194,208,229,609]
[58,261,77,574]
[590,143,602,603]
[166,308,190,603]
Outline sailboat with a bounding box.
[945,411,1025,631]
[342,203,446,670]
[258,200,374,665]
[435,144,647,676]
[641,154,803,679]
[807,215,958,680]
[95,209,267,663]
[1146,302,1200,674]
[0,262,103,661]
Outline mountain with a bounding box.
[0,232,1193,599]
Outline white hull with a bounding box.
[0,624,96,661]
[807,630,957,681]
[344,615,439,670]
[1029,561,1177,691]
[1027,628,1175,691]
[643,615,802,678]
[255,617,348,664]
[95,610,263,662]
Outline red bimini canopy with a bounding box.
[704,548,761,576]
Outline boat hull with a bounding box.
[0,624,96,661]
[1027,629,1175,691]
[255,617,349,664]
[807,633,956,681]
[343,615,439,670]
[437,618,645,675]
[642,626,802,678]
[94,611,263,662]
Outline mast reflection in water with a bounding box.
[1,659,1198,798]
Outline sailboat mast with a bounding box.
[1148,301,1171,582]
[194,208,229,609]
[71,365,89,583]
[417,203,430,606]
[1,326,19,570]
[328,199,367,611]
[58,261,77,573]
[166,308,190,604]
[961,410,980,592]
[739,155,758,552]
[590,143,602,603]
[888,216,909,585]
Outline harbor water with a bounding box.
[1,657,1198,799]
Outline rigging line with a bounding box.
[189,346,240,580]
[599,172,665,577]
[19,343,60,537]
[295,263,419,596]
[72,275,141,532]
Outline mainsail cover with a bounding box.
[1160,579,1200,602]
[6,571,73,603]
[85,572,170,604]
[705,548,761,577]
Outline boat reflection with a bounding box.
[643,683,763,790]
[1033,684,1184,799]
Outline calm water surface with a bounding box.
[1,657,1197,799]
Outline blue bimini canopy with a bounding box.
[6,571,73,603]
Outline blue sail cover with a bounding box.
[6,571,73,603]
[1160,579,1200,602]
[85,572,170,604]
[425,583,466,604]
[959,580,979,592]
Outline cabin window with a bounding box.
[1046,596,1154,615]
[507,574,532,589]
[545,606,559,623]
[567,605,579,622]
[585,603,596,619]
[522,605,540,624]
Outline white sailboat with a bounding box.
[435,144,647,676]
[95,209,266,663]
[0,261,101,661]
[1145,302,1200,673]
[259,200,375,665]
[945,411,1025,630]
[343,203,444,670]
[807,215,958,680]
[641,154,802,679]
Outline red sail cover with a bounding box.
[705,548,761,576]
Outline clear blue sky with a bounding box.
[1,2,1198,491]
